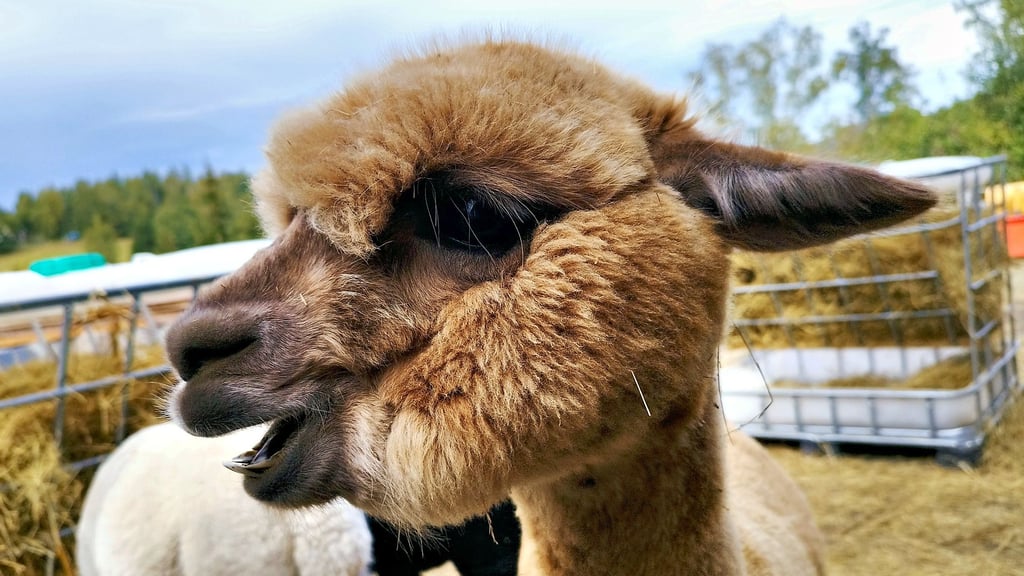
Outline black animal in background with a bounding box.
[370,500,520,576]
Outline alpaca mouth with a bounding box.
[223,414,305,477]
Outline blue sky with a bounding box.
[0,0,979,210]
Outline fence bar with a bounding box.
[733,308,956,327]
[117,294,142,443]
[0,366,173,410]
[732,270,940,295]
[52,304,73,448]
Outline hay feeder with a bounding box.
[721,156,1021,464]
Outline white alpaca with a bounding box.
[76,422,372,576]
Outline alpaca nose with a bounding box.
[165,308,261,381]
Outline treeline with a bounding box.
[0,168,261,259]
[688,0,1021,180]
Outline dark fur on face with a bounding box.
[165,37,934,576]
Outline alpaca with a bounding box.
[164,38,936,575]
[370,500,520,576]
[76,422,372,576]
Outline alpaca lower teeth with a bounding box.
[222,417,301,476]
[224,450,269,477]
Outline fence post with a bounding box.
[53,303,73,448]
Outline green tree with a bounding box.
[140,171,165,205]
[821,99,1010,163]
[189,166,231,245]
[220,173,262,240]
[131,216,157,254]
[957,0,1024,92]
[153,192,200,253]
[163,169,189,202]
[0,211,18,254]
[66,179,99,235]
[83,214,118,262]
[918,99,1010,158]
[690,40,737,121]
[32,188,65,240]
[94,177,130,237]
[689,18,829,151]
[122,176,158,254]
[14,192,34,241]
[957,0,1024,179]
[831,21,916,125]
[8,167,267,258]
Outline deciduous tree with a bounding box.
[689,18,829,151]
[831,21,916,125]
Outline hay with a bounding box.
[764,259,1024,575]
[729,205,1007,349]
[768,389,1024,576]
[774,354,975,391]
[0,347,170,575]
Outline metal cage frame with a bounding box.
[722,156,1021,461]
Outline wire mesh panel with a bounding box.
[721,156,1020,460]
[0,240,268,574]
[0,280,213,575]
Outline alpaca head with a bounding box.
[165,39,934,528]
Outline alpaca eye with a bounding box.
[422,189,521,255]
[395,173,552,257]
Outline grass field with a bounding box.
[0,239,133,272]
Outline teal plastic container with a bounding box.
[29,253,107,276]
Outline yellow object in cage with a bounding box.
[985,181,1024,214]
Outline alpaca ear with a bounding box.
[650,135,937,252]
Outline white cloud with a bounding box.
[114,91,296,124]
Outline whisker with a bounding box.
[423,181,442,248]
[450,196,495,263]
[497,201,528,265]
[631,370,652,417]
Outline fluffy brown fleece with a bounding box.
[164,36,935,575]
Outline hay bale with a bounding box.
[773,354,974,391]
[0,347,170,575]
[729,205,1007,349]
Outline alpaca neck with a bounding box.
[511,404,742,576]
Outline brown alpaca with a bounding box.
[165,38,935,576]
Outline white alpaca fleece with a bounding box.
[76,422,372,576]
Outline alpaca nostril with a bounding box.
[166,309,261,381]
[177,335,258,381]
